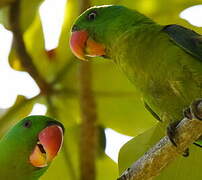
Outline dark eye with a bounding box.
[87,11,97,21]
[23,120,32,128]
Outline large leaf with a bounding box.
[0,95,38,137]
[23,14,53,81]
[56,0,80,63]
[20,0,44,32]
[0,0,44,32]
[118,123,202,179]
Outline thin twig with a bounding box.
[9,1,51,94]
[118,99,202,180]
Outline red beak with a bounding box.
[29,125,63,167]
[70,30,106,60]
[70,30,88,60]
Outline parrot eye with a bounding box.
[87,11,97,21]
[23,120,32,128]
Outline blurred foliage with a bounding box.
[0,0,202,179]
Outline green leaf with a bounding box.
[0,95,38,137]
[19,0,44,32]
[96,155,118,180]
[0,6,9,29]
[56,0,80,69]
[23,14,52,80]
[8,45,24,71]
[0,0,44,32]
[118,123,202,179]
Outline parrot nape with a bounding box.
[69,5,202,147]
[0,115,64,180]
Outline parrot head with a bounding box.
[70,5,152,60]
[0,115,64,177]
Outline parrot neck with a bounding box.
[110,23,163,91]
[106,15,155,58]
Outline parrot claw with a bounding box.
[167,122,190,157]
[167,106,193,147]
[190,99,202,121]
[183,107,192,119]
[167,121,180,147]
[182,148,189,157]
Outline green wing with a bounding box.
[163,24,202,61]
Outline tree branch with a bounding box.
[9,1,51,94]
[118,99,202,180]
[79,61,98,180]
[78,1,98,180]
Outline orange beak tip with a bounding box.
[29,145,47,168]
[85,38,106,57]
[29,125,64,168]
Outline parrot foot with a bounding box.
[167,121,180,147]
[167,100,202,157]
[167,122,190,157]
[183,107,192,119]
[167,106,196,146]
[190,99,202,121]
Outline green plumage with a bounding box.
[72,5,202,145]
[0,115,62,180]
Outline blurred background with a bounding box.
[0,0,202,179]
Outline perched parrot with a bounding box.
[70,5,202,146]
[0,115,64,180]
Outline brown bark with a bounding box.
[79,61,98,180]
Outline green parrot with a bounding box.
[0,115,64,180]
[70,5,202,146]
